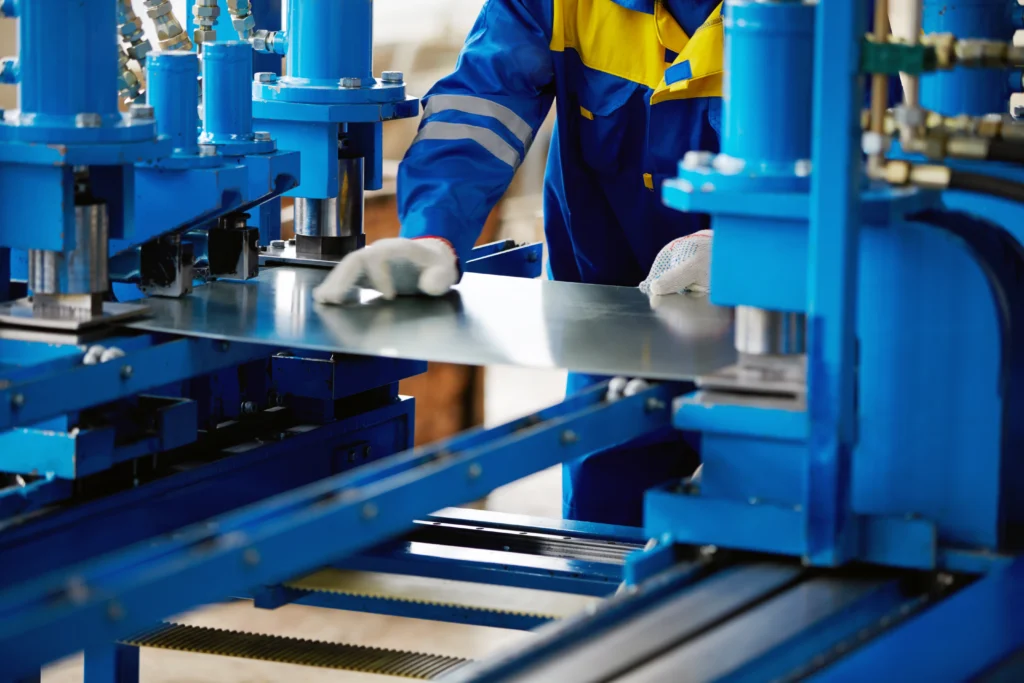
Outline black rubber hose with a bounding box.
[947,169,1024,205]
[984,139,1024,164]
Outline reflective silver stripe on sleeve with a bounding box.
[412,121,521,169]
[423,94,534,149]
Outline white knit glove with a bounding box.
[606,377,650,401]
[83,345,126,365]
[312,237,460,305]
[640,230,712,296]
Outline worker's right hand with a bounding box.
[312,237,460,305]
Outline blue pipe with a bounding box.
[722,0,816,176]
[201,42,253,143]
[17,0,118,120]
[147,52,200,156]
[286,0,373,82]
[921,0,1013,116]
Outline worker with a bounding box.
[313,0,892,526]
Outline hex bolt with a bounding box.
[10,393,24,409]
[120,365,133,380]
[361,502,378,520]
[340,77,362,89]
[253,131,272,142]
[243,548,261,566]
[219,340,231,351]
[255,71,277,83]
[129,103,155,121]
[560,430,578,446]
[241,401,257,415]
[381,71,404,84]
[75,112,103,128]
[467,463,482,480]
[198,144,218,157]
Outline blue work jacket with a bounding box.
[398,0,724,287]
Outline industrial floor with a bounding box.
[43,367,569,682]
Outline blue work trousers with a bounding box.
[562,373,701,527]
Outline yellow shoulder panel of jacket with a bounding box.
[550,0,724,102]
[651,2,724,104]
[550,0,680,90]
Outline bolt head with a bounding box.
[198,144,217,157]
[340,77,362,89]
[560,430,579,446]
[10,393,24,409]
[255,71,277,84]
[75,112,102,128]
[254,131,272,142]
[361,502,378,520]
[120,365,133,379]
[467,463,482,479]
[129,103,155,121]
[381,71,404,84]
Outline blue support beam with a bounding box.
[0,382,676,679]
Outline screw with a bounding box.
[362,445,372,459]
[120,365,133,380]
[241,401,257,415]
[467,463,482,480]
[75,112,102,128]
[198,144,217,157]
[243,548,261,566]
[219,340,231,351]
[255,71,277,83]
[381,71,404,84]
[645,397,666,412]
[361,502,378,520]
[254,130,272,142]
[560,430,578,445]
[10,393,24,409]
[270,239,286,248]
[129,103,155,121]
[340,77,362,89]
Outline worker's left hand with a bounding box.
[640,230,712,296]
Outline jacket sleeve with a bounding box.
[398,0,556,260]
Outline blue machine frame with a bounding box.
[4,0,1024,681]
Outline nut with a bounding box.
[977,113,1003,139]
[381,71,404,84]
[145,1,172,19]
[193,5,219,17]
[922,33,956,69]
[254,131,272,142]
[75,112,103,128]
[232,13,256,34]
[893,104,926,129]
[193,29,217,43]
[127,42,152,63]
[250,29,270,52]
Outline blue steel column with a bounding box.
[147,52,200,157]
[202,42,254,145]
[286,0,372,83]
[17,0,118,125]
[920,0,1012,115]
[722,1,815,182]
[805,0,866,564]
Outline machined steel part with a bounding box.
[122,623,469,679]
[117,0,152,63]
[735,306,806,356]
[142,0,192,52]
[191,0,219,44]
[116,44,142,102]
[227,0,256,40]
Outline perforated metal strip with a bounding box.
[122,622,470,679]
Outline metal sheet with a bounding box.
[128,267,736,381]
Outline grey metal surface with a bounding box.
[127,267,736,380]
[616,577,887,683]
[260,241,341,268]
[294,197,339,237]
[505,564,803,683]
[0,298,149,331]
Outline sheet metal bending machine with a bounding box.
[3,0,1024,681]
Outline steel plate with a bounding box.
[127,267,736,381]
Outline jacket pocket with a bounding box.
[574,69,640,174]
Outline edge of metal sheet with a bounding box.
[126,268,736,381]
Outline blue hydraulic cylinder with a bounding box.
[921,0,1013,115]
[201,42,254,145]
[286,0,373,83]
[147,52,200,157]
[722,0,816,176]
[18,0,118,125]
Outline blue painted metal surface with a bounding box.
[0,383,675,678]
[464,242,544,278]
[202,42,275,155]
